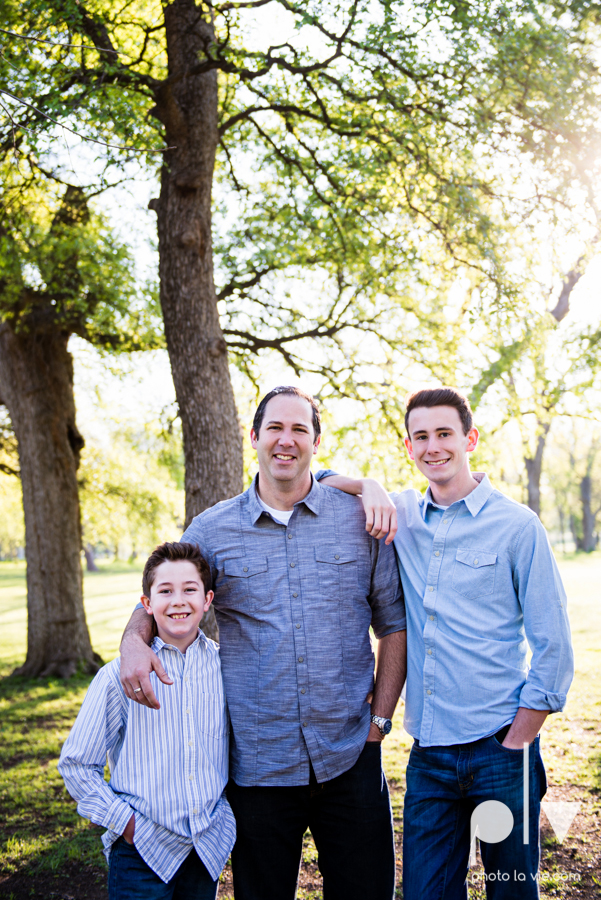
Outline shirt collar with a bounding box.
[422,472,493,520]
[152,629,205,654]
[248,473,322,525]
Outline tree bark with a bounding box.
[84,543,99,572]
[150,1,244,642]
[0,324,101,677]
[524,424,551,518]
[579,474,598,552]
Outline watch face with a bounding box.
[381,719,392,735]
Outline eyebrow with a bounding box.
[412,425,457,436]
[155,579,200,588]
[265,419,310,428]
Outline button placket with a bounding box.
[183,652,199,813]
[287,527,308,711]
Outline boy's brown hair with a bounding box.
[405,387,473,436]
[142,542,212,598]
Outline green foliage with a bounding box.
[79,425,185,557]
[2,0,601,397]
[0,163,162,350]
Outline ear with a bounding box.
[140,594,154,615]
[466,426,479,453]
[312,434,321,455]
[250,427,258,449]
[203,590,214,613]
[404,436,415,461]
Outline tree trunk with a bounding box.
[579,474,597,552]
[84,543,99,572]
[0,324,101,677]
[524,424,551,518]
[150,0,244,642]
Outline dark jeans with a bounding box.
[227,741,395,900]
[108,838,218,900]
[403,734,547,900]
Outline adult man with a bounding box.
[119,386,406,900]
[318,386,574,900]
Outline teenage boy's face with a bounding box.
[250,394,320,487]
[141,560,213,650]
[404,405,478,488]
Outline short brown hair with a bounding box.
[142,542,212,598]
[253,386,321,441]
[405,387,473,436]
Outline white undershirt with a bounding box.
[257,496,294,525]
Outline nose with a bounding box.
[278,429,295,447]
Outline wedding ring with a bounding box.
[133,687,142,693]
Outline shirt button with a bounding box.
[110,822,116,829]
[298,656,304,662]
[186,709,190,714]
[427,689,432,695]
[296,623,301,629]
[302,722,308,727]
[193,808,198,814]
[243,566,248,572]
[292,592,298,597]
[429,615,435,621]
[288,534,293,539]
[290,562,296,568]
[474,558,479,565]
[188,740,193,746]
[428,649,432,655]
[334,554,340,560]
[301,688,306,694]
[189,774,193,780]
[428,586,434,592]
[434,551,440,557]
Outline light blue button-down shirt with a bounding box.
[182,475,405,786]
[58,632,235,883]
[316,471,574,747]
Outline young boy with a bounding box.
[58,542,235,900]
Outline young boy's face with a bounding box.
[141,559,214,652]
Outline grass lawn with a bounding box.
[0,554,600,899]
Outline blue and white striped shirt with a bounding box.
[58,632,235,883]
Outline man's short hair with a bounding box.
[253,386,321,441]
[405,387,473,436]
[142,542,212,598]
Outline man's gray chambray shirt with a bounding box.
[181,475,405,787]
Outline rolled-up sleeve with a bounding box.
[58,666,133,833]
[513,518,574,712]
[368,538,406,638]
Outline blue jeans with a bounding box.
[108,838,218,900]
[403,734,547,900]
[227,741,395,900]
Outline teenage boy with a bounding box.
[58,542,235,900]
[317,387,574,900]
[119,386,406,900]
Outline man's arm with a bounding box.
[502,708,548,749]
[367,629,407,742]
[317,472,398,544]
[119,608,173,710]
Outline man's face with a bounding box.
[250,394,320,487]
[404,405,478,488]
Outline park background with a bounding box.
[1,0,601,897]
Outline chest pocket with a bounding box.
[221,556,268,612]
[315,547,358,600]
[451,549,497,601]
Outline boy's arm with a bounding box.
[58,667,135,838]
[120,608,173,710]
[316,471,398,543]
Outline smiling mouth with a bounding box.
[168,613,190,619]
[274,454,295,461]
[426,458,450,467]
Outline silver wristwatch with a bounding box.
[371,714,392,737]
